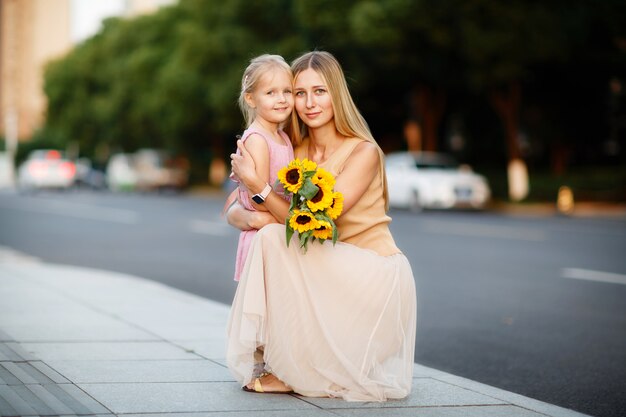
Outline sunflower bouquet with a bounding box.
[276,158,344,252]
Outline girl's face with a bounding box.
[246,69,293,125]
[294,68,334,130]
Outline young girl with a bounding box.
[230,54,294,281]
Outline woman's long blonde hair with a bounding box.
[238,54,292,127]
[287,51,389,209]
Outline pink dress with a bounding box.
[232,126,293,281]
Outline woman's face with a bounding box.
[294,68,334,129]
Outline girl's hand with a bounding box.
[230,140,260,190]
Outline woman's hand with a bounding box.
[225,200,278,231]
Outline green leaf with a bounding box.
[315,212,332,222]
[285,221,294,247]
[330,218,338,244]
[289,196,298,211]
[299,179,319,200]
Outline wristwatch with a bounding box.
[252,183,272,204]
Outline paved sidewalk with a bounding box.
[0,248,593,417]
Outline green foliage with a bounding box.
[14,128,66,167]
[42,0,626,187]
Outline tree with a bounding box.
[44,0,306,180]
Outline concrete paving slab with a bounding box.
[0,343,37,361]
[0,254,594,417]
[433,373,593,417]
[77,381,319,414]
[46,359,234,383]
[29,361,71,384]
[300,377,506,409]
[133,323,225,341]
[332,405,549,417]
[19,341,199,361]
[0,385,38,415]
[0,287,81,316]
[123,411,339,417]
[0,360,72,385]
[173,339,227,359]
[0,322,159,342]
[107,308,229,326]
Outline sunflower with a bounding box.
[326,191,344,219]
[311,167,335,188]
[288,210,319,233]
[306,180,334,212]
[300,158,318,173]
[278,160,304,193]
[312,220,333,240]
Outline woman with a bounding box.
[226,51,417,401]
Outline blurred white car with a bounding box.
[106,153,138,191]
[133,149,188,191]
[385,151,491,211]
[106,149,189,192]
[17,149,76,190]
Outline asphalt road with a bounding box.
[1,189,625,417]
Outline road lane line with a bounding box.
[561,268,626,285]
[423,220,546,241]
[189,219,232,236]
[0,198,139,224]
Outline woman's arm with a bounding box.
[231,139,290,222]
[225,200,278,231]
[333,141,380,214]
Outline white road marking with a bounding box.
[0,197,139,224]
[189,219,232,236]
[561,268,626,285]
[423,220,546,241]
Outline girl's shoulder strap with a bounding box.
[240,126,270,143]
[278,129,292,147]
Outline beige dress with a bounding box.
[226,138,417,401]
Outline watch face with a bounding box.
[252,194,264,204]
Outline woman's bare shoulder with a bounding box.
[349,140,379,161]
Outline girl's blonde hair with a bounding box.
[287,51,390,209]
[238,54,292,127]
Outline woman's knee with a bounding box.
[257,223,286,244]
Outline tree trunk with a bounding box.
[489,81,529,201]
[490,81,522,161]
[406,84,446,152]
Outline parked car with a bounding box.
[17,149,76,191]
[133,149,189,192]
[106,149,189,192]
[105,153,138,191]
[74,157,107,190]
[385,151,491,211]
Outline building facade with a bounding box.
[0,0,175,144]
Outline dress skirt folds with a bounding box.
[226,224,417,401]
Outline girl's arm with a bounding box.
[241,134,271,212]
[231,139,290,222]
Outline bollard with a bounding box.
[557,186,574,215]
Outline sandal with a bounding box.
[242,372,293,394]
